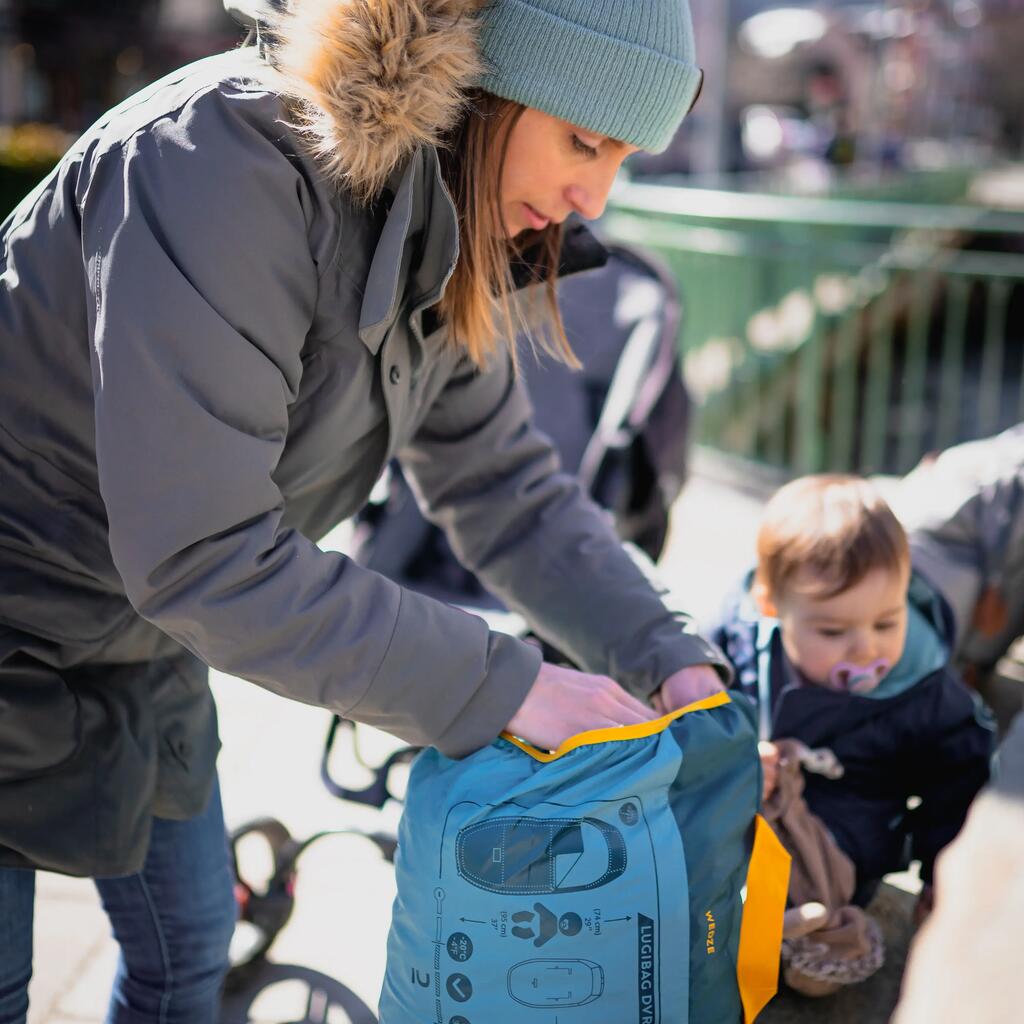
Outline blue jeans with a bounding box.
[0,778,236,1024]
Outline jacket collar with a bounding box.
[357,145,459,354]
[357,147,608,355]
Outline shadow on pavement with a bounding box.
[221,961,377,1024]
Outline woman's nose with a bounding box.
[565,161,621,220]
[565,183,607,220]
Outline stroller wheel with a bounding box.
[226,815,399,988]
[227,817,300,979]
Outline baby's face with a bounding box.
[773,565,910,691]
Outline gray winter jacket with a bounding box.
[0,8,725,875]
[893,423,1024,670]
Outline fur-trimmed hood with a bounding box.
[264,0,485,201]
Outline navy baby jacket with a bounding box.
[711,572,995,886]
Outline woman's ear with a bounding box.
[752,578,779,618]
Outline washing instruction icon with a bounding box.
[447,932,474,962]
[558,912,583,936]
[446,973,473,1003]
[619,801,639,826]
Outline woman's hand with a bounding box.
[505,661,657,751]
[652,663,725,715]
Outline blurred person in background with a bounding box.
[889,423,1024,1022]
[893,423,1024,718]
[892,713,1024,1024]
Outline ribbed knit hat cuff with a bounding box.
[477,0,703,153]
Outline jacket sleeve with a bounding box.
[398,354,731,699]
[906,673,995,882]
[897,424,1024,663]
[80,93,540,758]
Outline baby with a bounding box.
[711,475,994,992]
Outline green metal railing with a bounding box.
[606,181,1024,476]
[669,165,977,206]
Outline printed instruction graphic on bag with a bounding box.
[380,693,790,1024]
[425,796,676,1020]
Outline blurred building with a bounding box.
[0,0,239,131]
[0,0,1020,186]
[632,0,1020,183]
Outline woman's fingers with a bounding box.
[656,664,725,712]
[505,661,658,750]
[603,703,656,727]
[605,685,659,722]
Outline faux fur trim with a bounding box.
[272,0,485,201]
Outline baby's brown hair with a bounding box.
[755,475,910,603]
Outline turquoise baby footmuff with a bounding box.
[379,692,789,1023]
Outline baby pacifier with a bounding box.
[828,658,890,694]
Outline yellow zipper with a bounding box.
[501,690,732,763]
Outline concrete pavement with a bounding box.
[25,459,921,1023]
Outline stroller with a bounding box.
[227,233,694,979]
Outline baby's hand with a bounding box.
[758,741,780,803]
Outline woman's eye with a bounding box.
[571,134,599,158]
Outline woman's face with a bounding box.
[499,107,640,238]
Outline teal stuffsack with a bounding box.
[379,692,790,1023]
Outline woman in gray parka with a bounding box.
[0,1,725,1020]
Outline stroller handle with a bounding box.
[320,715,419,808]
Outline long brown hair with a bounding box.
[437,92,579,371]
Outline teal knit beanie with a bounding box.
[476,0,703,153]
